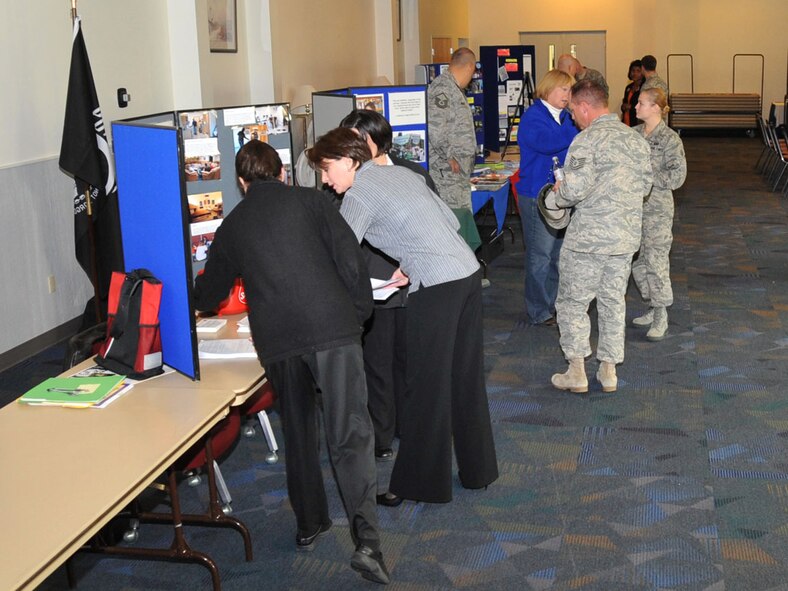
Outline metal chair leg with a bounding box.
[257,410,279,464]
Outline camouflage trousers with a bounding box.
[556,250,633,364]
[433,168,472,210]
[632,193,674,307]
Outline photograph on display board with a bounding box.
[179,110,218,140]
[184,146,221,182]
[232,124,271,152]
[181,110,221,182]
[355,94,385,115]
[256,105,289,134]
[188,191,224,224]
[276,148,293,185]
[390,130,426,163]
[191,218,223,263]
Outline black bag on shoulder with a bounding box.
[95,269,164,379]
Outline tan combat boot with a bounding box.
[551,358,588,393]
[646,307,668,341]
[596,361,617,392]
[632,308,654,327]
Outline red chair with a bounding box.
[239,379,279,464]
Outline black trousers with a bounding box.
[265,342,380,550]
[363,307,407,450]
[389,270,498,502]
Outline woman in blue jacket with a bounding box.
[516,69,578,325]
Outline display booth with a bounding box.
[479,45,536,154]
[312,85,430,170]
[111,103,295,379]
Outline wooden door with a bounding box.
[432,37,453,63]
[519,31,606,87]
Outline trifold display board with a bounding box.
[415,63,485,164]
[112,103,294,380]
[479,45,536,153]
[112,121,199,379]
[313,85,429,170]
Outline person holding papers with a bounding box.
[193,140,390,585]
[307,129,498,506]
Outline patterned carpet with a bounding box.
[23,134,788,590]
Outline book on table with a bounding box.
[19,375,128,408]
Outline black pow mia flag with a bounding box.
[58,15,123,320]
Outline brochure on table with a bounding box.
[313,85,429,171]
[111,103,294,380]
[479,45,536,153]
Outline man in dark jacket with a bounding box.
[193,140,389,585]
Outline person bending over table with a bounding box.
[193,140,390,585]
[338,109,438,464]
[307,128,498,506]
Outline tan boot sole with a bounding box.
[551,380,588,394]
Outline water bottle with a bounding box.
[552,156,565,182]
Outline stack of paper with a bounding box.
[198,338,257,359]
[236,315,250,334]
[371,277,401,302]
[19,375,130,409]
[197,318,228,334]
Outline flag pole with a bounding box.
[69,0,104,323]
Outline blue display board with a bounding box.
[314,85,429,170]
[111,123,199,380]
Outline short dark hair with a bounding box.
[571,79,609,108]
[235,140,282,185]
[306,127,373,171]
[641,55,657,71]
[339,109,393,155]
[628,59,642,79]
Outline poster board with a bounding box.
[174,103,294,278]
[111,122,199,380]
[480,45,536,153]
[111,102,295,380]
[313,85,429,170]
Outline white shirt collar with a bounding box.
[541,99,563,124]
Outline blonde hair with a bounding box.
[535,69,575,101]
[640,87,670,117]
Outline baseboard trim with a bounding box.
[0,316,84,373]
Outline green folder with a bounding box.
[19,375,127,407]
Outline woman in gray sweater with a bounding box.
[308,128,498,505]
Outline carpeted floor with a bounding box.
[8,134,788,590]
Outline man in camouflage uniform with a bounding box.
[428,47,478,212]
[640,55,669,95]
[551,79,653,393]
[558,54,609,97]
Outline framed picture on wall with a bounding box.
[208,0,237,53]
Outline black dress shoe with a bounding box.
[375,448,394,462]
[376,492,403,507]
[541,316,557,326]
[295,521,331,551]
[351,545,390,584]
